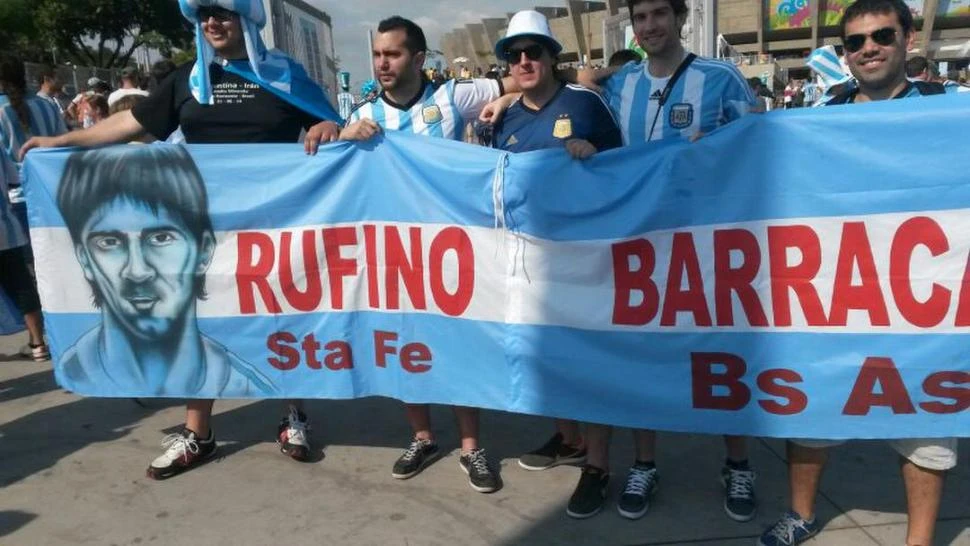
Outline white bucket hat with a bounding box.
[494,10,563,61]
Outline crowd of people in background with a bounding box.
[746,57,969,112]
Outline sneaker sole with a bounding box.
[757,527,818,546]
[278,442,312,463]
[566,504,603,519]
[720,475,756,522]
[517,454,587,471]
[616,485,658,520]
[391,450,441,480]
[458,459,499,493]
[146,444,219,481]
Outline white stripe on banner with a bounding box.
[31,207,970,334]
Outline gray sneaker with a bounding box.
[617,463,658,520]
[722,466,757,522]
[459,448,500,493]
[518,433,587,471]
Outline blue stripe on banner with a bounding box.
[41,312,968,438]
[22,95,970,239]
[22,139,505,231]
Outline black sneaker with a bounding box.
[566,465,609,519]
[518,432,587,471]
[616,463,658,519]
[721,465,757,522]
[391,438,439,479]
[458,448,500,493]
[277,405,312,462]
[146,428,217,480]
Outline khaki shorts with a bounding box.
[791,438,957,471]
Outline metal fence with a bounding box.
[23,62,122,97]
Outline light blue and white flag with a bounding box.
[22,93,970,439]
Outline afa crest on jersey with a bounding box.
[422,105,443,124]
[669,103,694,129]
[553,116,573,139]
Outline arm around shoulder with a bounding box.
[19,110,146,160]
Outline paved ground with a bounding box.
[0,331,967,546]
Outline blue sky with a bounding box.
[308,0,539,88]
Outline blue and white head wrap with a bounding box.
[806,45,856,106]
[178,0,341,123]
[806,46,852,89]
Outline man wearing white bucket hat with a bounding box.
[482,0,760,524]
[490,8,621,499]
[490,11,622,158]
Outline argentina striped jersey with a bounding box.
[351,78,501,140]
[602,56,757,144]
[0,152,26,251]
[0,94,68,164]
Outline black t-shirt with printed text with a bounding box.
[132,62,320,143]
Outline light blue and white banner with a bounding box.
[22,93,970,439]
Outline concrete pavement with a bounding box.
[1,331,968,545]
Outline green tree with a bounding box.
[0,0,192,67]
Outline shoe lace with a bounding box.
[284,407,309,444]
[768,513,809,544]
[401,439,427,462]
[726,468,755,499]
[623,466,655,496]
[468,449,492,475]
[160,433,198,459]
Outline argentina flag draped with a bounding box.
[21,93,970,440]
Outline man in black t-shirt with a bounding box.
[21,3,341,480]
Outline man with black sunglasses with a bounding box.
[21,0,343,481]
[509,0,760,524]
[827,0,947,104]
[488,7,621,499]
[480,0,761,524]
[758,4,957,545]
[491,11,621,158]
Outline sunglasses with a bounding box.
[198,6,235,23]
[843,27,897,53]
[504,44,545,64]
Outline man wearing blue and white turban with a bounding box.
[18,0,340,480]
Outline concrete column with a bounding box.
[566,1,590,64]
[757,0,766,53]
[920,0,940,59]
[481,18,508,53]
[605,0,620,16]
[810,0,820,49]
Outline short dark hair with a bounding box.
[57,146,214,304]
[377,16,428,55]
[905,56,928,77]
[840,0,914,40]
[35,67,56,86]
[628,0,689,17]
[609,49,642,67]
